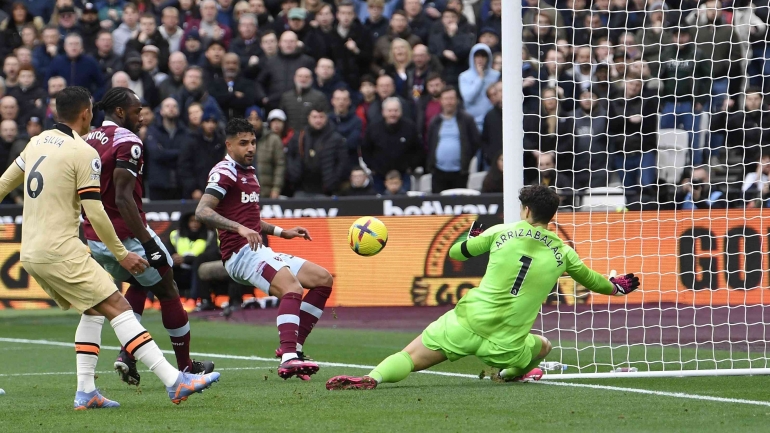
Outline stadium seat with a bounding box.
[579,187,626,211]
[657,128,689,185]
[467,171,487,191]
[440,188,481,196]
[410,175,418,191]
[419,174,432,193]
[469,155,478,174]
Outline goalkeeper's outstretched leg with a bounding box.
[325,334,447,391]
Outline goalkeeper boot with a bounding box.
[278,357,319,380]
[114,348,140,386]
[74,390,120,410]
[498,367,544,383]
[325,375,378,391]
[190,359,215,375]
[167,371,221,405]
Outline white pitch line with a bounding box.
[2,337,770,407]
[0,366,275,378]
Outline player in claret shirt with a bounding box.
[84,87,214,386]
[326,185,640,390]
[196,118,335,380]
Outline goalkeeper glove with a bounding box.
[468,221,484,239]
[142,239,170,269]
[609,272,640,295]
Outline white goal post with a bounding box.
[502,0,770,379]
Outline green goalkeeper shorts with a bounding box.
[422,309,542,370]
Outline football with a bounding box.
[348,216,388,256]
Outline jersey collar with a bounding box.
[54,123,76,138]
[102,120,119,127]
[225,154,254,170]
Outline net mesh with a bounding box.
[522,0,770,374]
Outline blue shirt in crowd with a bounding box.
[435,115,462,172]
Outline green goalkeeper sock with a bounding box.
[368,351,414,384]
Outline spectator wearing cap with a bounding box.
[180,105,226,199]
[259,30,315,109]
[46,33,105,99]
[112,3,140,56]
[327,0,372,90]
[7,65,45,124]
[313,58,347,102]
[55,5,80,38]
[355,74,377,131]
[122,51,159,108]
[478,27,500,54]
[202,40,226,81]
[280,67,329,132]
[126,13,171,71]
[32,26,61,80]
[362,96,422,193]
[0,3,43,57]
[160,7,184,53]
[79,2,101,52]
[0,119,25,203]
[145,97,190,200]
[458,43,500,133]
[175,66,225,125]
[286,6,331,60]
[182,0,233,50]
[93,30,123,83]
[429,8,473,88]
[211,52,260,120]
[230,13,264,78]
[364,0,389,44]
[24,115,43,140]
[158,52,188,101]
[374,10,422,68]
[329,87,363,170]
[267,108,294,146]
[181,29,205,66]
[425,86,479,193]
[271,0,300,34]
[141,45,168,86]
[286,105,348,197]
[250,106,286,198]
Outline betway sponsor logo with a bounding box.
[383,200,499,216]
[241,191,260,203]
[261,205,338,218]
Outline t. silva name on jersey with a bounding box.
[496,227,564,267]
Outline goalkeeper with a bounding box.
[326,185,639,390]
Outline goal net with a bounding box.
[515,0,770,378]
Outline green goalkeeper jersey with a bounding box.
[449,220,615,349]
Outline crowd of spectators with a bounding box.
[0,0,507,201]
[1,0,770,209]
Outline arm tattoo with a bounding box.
[195,194,242,232]
[260,220,275,235]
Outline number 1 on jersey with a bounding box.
[511,256,532,296]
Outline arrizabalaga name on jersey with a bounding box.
[494,227,563,267]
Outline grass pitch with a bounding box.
[1,310,769,433]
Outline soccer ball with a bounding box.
[348,216,388,256]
